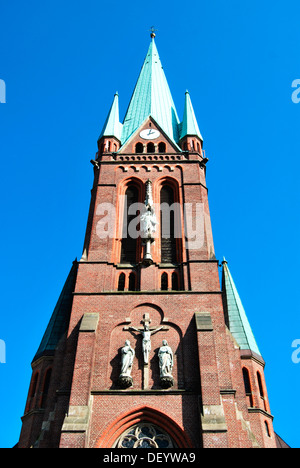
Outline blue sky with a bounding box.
[0,0,299,448]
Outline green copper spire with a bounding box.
[180,90,203,141]
[121,37,180,145]
[222,259,261,357]
[98,92,123,141]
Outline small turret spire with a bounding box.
[98,92,122,142]
[180,90,203,141]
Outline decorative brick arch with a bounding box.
[152,176,185,264]
[112,176,145,264]
[94,406,193,448]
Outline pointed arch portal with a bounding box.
[95,406,193,448]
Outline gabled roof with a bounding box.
[120,114,182,153]
[222,259,261,357]
[180,90,203,141]
[33,261,78,362]
[121,37,180,146]
[98,92,123,141]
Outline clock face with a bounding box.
[139,128,160,140]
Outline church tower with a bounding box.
[18,33,279,448]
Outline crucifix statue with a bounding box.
[129,313,166,365]
[124,313,168,389]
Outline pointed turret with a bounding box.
[222,258,261,358]
[121,36,180,146]
[98,92,122,143]
[180,90,203,141]
[179,90,203,153]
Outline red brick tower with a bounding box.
[18,34,279,449]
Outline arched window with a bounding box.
[171,272,179,290]
[257,372,264,398]
[41,368,52,409]
[161,272,168,291]
[160,185,177,264]
[158,142,166,153]
[31,373,39,396]
[147,142,155,153]
[120,186,139,264]
[242,367,254,407]
[28,372,39,410]
[257,371,267,411]
[265,421,271,437]
[128,272,136,291]
[135,142,144,154]
[118,273,125,291]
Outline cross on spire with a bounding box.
[149,26,157,39]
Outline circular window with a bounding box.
[114,423,176,449]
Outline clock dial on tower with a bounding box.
[139,128,160,140]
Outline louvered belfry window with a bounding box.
[160,185,177,264]
[121,186,139,264]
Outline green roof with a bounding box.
[180,90,203,141]
[98,37,203,150]
[222,259,261,357]
[121,37,180,145]
[33,261,78,362]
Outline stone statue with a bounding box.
[140,204,158,239]
[158,340,174,388]
[140,180,158,240]
[129,323,164,365]
[118,340,135,388]
[140,179,158,265]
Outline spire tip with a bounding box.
[150,26,157,39]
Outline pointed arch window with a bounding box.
[31,372,39,398]
[160,185,177,264]
[257,372,264,398]
[118,273,125,291]
[128,272,137,291]
[40,368,52,409]
[161,272,168,291]
[27,372,39,411]
[265,421,271,437]
[257,371,267,411]
[242,367,254,408]
[120,186,139,264]
[171,272,179,290]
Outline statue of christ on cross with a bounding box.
[128,314,166,365]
